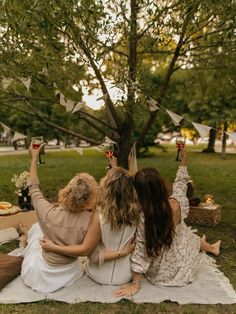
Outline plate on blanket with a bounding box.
[0,203,20,215]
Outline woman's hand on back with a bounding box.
[40,238,57,252]
[120,238,135,257]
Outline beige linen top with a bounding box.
[27,178,93,266]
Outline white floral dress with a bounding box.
[131,166,202,287]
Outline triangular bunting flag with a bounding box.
[226,132,236,143]
[104,136,116,144]
[166,109,183,126]
[0,122,11,133]
[60,93,67,107]
[147,99,159,112]
[96,94,108,102]
[192,122,211,138]
[20,78,31,90]
[65,99,75,112]
[2,78,12,89]
[72,102,84,114]
[12,132,27,142]
[74,147,83,155]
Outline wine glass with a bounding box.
[105,143,114,169]
[105,143,114,158]
[175,136,186,161]
[31,136,45,164]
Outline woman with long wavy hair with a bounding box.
[41,166,140,285]
[115,147,221,297]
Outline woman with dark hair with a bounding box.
[115,147,221,297]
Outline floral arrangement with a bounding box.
[11,171,29,195]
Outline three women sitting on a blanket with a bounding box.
[22,144,221,295]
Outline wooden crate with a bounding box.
[185,203,221,226]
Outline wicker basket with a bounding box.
[185,203,221,226]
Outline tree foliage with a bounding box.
[0,0,235,165]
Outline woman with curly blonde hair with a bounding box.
[41,164,140,285]
[21,145,99,293]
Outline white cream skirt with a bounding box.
[20,223,84,293]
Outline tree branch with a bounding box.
[61,27,122,131]
[138,2,200,143]
[25,102,101,145]
[79,110,117,132]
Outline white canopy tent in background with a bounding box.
[12,132,27,142]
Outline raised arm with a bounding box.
[28,143,41,182]
[27,144,54,221]
[171,146,190,219]
[128,142,138,175]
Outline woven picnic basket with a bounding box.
[185,203,221,226]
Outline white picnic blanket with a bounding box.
[0,253,236,304]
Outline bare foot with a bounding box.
[211,240,221,256]
[19,224,29,235]
[201,234,206,242]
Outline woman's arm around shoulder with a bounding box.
[40,210,101,257]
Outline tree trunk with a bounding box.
[221,120,228,159]
[117,125,133,169]
[202,125,216,153]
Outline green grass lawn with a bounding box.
[0,145,236,313]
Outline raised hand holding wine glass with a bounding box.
[31,136,45,164]
[105,143,114,169]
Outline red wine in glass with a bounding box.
[105,144,114,169]
[31,136,45,164]
[32,143,41,150]
[105,150,114,158]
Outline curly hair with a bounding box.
[99,167,139,229]
[58,173,99,212]
[134,168,175,258]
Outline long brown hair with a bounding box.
[99,167,139,229]
[134,168,175,258]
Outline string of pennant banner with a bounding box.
[1,77,236,143]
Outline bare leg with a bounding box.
[200,235,221,256]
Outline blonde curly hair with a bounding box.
[99,167,139,229]
[58,173,99,212]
